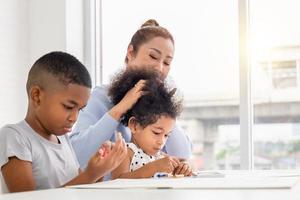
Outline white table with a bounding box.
[1,185,300,200]
[1,171,300,200]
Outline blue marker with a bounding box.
[154,172,169,178]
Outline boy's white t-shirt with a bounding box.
[0,120,80,193]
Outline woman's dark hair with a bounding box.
[125,19,174,63]
[108,67,182,127]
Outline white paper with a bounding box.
[192,171,225,178]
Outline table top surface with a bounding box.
[1,170,300,200]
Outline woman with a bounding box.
[70,19,192,169]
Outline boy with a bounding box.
[0,51,127,193]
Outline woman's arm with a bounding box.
[70,83,146,169]
[164,124,193,159]
[70,87,121,168]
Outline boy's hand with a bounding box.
[174,161,192,177]
[98,141,112,158]
[150,156,180,174]
[85,132,127,181]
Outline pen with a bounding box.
[154,172,170,178]
[154,172,185,178]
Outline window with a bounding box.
[101,0,239,170]
[99,0,300,170]
[251,0,300,169]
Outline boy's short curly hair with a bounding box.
[26,51,91,94]
[108,67,182,127]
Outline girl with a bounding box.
[109,67,192,179]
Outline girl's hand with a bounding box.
[109,80,147,120]
[174,161,192,177]
[85,132,127,181]
[150,156,180,174]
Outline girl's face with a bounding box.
[126,37,174,79]
[129,115,175,156]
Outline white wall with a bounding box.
[29,0,84,63]
[0,0,85,127]
[0,0,30,127]
[65,0,84,62]
[29,0,67,63]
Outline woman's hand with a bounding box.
[84,132,127,181]
[109,80,147,120]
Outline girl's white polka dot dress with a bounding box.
[127,143,164,172]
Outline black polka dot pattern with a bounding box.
[126,143,164,172]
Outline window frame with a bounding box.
[83,0,103,87]
[91,0,254,170]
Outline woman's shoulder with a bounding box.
[90,85,111,104]
[92,85,108,96]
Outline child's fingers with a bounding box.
[111,132,121,152]
[169,160,179,172]
[120,139,127,157]
[98,148,105,157]
[170,157,180,167]
[174,164,182,175]
[117,140,127,165]
[115,131,122,141]
[110,135,125,156]
[106,139,127,168]
[178,163,192,176]
[179,163,189,175]
[115,138,127,158]
[98,141,113,157]
[105,132,126,161]
[184,165,193,176]
[91,149,102,163]
[101,141,112,151]
[114,131,124,148]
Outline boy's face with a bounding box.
[130,115,175,156]
[33,83,90,136]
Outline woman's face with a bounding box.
[126,37,174,79]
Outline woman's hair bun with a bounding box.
[141,19,159,28]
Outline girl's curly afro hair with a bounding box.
[108,67,182,127]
